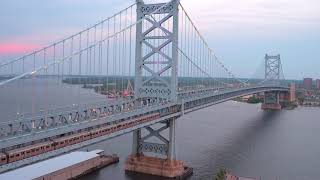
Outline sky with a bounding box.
[0,0,319,80]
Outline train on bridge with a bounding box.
[0,105,178,166]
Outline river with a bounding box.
[78,103,320,180]
[1,79,320,180]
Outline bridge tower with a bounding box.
[125,0,190,178]
[264,54,281,84]
[134,0,179,102]
[262,54,282,110]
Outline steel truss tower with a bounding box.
[126,0,187,178]
[134,0,179,103]
[262,54,282,110]
[133,0,179,158]
[265,54,281,84]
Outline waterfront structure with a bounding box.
[0,0,293,177]
[303,78,313,89]
[0,150,118,180]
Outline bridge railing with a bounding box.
[0,96,172,141]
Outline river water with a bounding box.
[78,104,320,180]
[1,79,320,180]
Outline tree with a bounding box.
[247,96,262,104]
[214,168,226,180]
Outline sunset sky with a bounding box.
[1,0,319,79]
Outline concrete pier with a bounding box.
[262,83,296,110]
[126,117,192,179]
[262,91,282,110]
[125,154,192,179]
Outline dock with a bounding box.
[0,150,119,180]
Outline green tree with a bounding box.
[214,168,226,180]
[247,96,262,104]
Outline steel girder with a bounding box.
[133,117,177,160]
[0,85,288,150]
[0,111,181,173]
[138,123,170,155]
[0,98,136,139]
[0,97,170,139]
[0,98,174,150]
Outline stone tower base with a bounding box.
[125,154,192,179]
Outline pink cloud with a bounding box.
[0,27,83,54]
[0,43,40,55]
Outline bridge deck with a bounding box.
[0,85,288,150]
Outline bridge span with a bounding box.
[0,85,289,173]
[0,0,292,178]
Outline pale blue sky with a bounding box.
[0,0,319,80]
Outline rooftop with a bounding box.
[0,149,104,180]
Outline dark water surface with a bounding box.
[1,79,320,180]
[78,104,320,180]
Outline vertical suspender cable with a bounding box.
[32,53,36,118]
[129,7,133,97]
[86,30,90,76]
[70,37,73,75]
[106,20,110,98]
[119,12,122,96]
[98,23,104,95]
[94,25,97,76]
[122,10,126,95]
[78,32,82,106]
[113,16,117,97]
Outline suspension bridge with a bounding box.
[0,0,293,178]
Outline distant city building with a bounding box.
[289,83,296,102]
[316,79,320,90]
[303,78,313,89]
